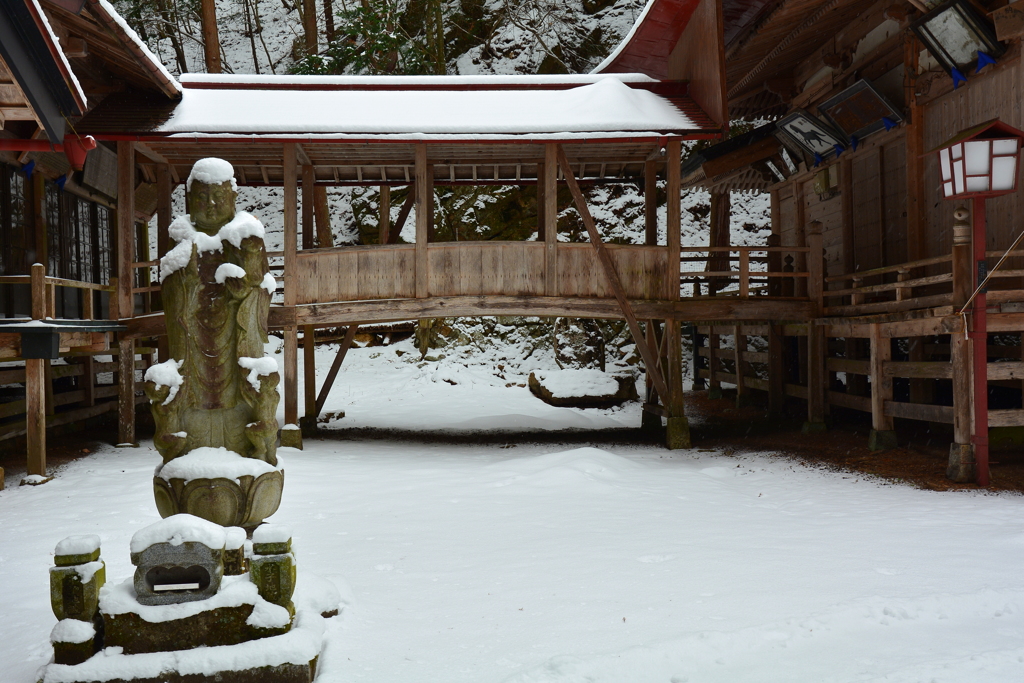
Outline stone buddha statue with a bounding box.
[145,158,282,529]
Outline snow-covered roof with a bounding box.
[26,0,87,112]
[181,73,660,89]
[143,78,705,139]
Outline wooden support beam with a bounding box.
[805,324,827,431]
[378,185,390,245]
[283,144,299,431]
[314,186,331,248]
[536,161,546,241]
[734,325,747,406]
[768,323,785,415]
[116,141,136,446]
[390,185,415,243]
[543,144,558,297]
[556,145,671,404]
[415,145,430,298]
[303,325,316,419]
[666,139,681,302]
[644,160,657,246]
[665,318,689,448]
[869,323,895,448]
[301,164,314,250]
[156,163,172,362]
[26,264,46,475]
[315,324,358,416]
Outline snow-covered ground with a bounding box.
[3,339,1024,682]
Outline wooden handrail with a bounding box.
[825,272,952,298]
[824,254,952,283]
[681,271,809,278]
[680,246,811,253]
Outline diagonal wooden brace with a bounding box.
[556,146,671,403]
[314,324,359,417]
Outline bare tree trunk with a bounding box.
[200,0,222,72]
[426,0,445,74]
[154,0,187,72]
[302,0,318,55]
[242,0,262,74]
[324,0,335,43]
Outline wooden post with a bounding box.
[767,232,782,297]
[378,185,390,245]
[803,220,826,433]
[26,263,46,475]
[707,327,722,398]
[116,141,137,447]
[948,207,974,481]
[738,250,749,298]
[904,32,926,263]
[415,144,430,299]
[314,187,331,248]
[82,289,95,408]
[645,159,658,246]
[302,325,316,433]
[768,322,785,415]
[868,323,896,450]
[156,163,172,363]
[282,144,301,448]
[734,325,749,407]
[536,161,546,242]
[663,138,689,448]
[544,144,558,297]
[301,165,314,250]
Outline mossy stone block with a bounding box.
[280,428,303,450]
[55,548,101,567]
[39,660,317,683]
[665,416,692,450]
[250,553,296,609]
[50,562,105,622]
[53,637,96,666]
[103,602,289,654]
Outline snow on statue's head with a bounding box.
[186,158,239,235]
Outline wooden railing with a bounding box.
[823,255,954,316]
[0,266,144,445]
[679,246,811,299]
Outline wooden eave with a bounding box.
[0,56,42,126]
[40,0,179,100]
[725,0,870,105]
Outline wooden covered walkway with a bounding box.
[67,73,818,453]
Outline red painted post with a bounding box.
[972,195,989,487]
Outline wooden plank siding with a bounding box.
[293,242,668,303]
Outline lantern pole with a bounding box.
[971,195,990,487]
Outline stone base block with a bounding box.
[868,429,898,452]
[707,386,723,400]
[947,443,975,483]
[298,416,319,437]
[53,638,96,666]
[801,421,828,435]
[43,659,317,683]
[104,602,288,655]
[735,393,754,408]
[665,416,691,450]
[280,428,303,450]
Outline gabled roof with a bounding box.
[592,0,704,79]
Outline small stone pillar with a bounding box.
[224,526,248,576]
[49,535,105,665]
[250,524,296,620]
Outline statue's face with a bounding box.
[188,180,236,233]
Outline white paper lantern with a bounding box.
[933,120,1023,199]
